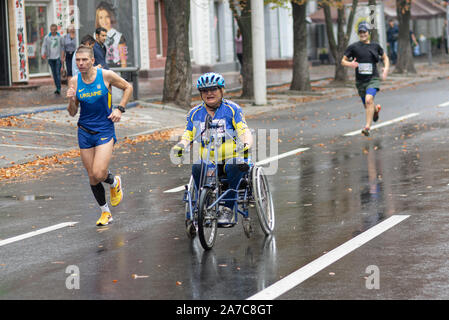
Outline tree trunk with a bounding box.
[290,0,311,92]
[229,0,253,99]
[368,0,379,43]
[321,0,358,82]
[162,0,192,109]
[395,0,416,74]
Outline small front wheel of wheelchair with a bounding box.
[197,188,218,250]
[185,219,197,239]
[242,217,253,238]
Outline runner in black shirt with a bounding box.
[342,21,390,136]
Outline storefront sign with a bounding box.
[55,0,70,34]
[14,0,28,81]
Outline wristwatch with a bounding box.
[116,105,126,113]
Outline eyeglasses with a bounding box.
[199,87,219,93]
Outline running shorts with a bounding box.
[78,127,117,149]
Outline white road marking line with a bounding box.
[247,215,410,300]
[438,101,449,108]
[0,222,78,247]
[0,128,75,137]
[163,147,310,193]
[344,113,420,136]
[255,147,309,166]
[0,144,68,151]
[164,186,186,193]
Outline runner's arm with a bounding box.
[381,52,390,79]
[341,55,358,69]
[104,70,133,108]
[67,76,79,117]
[103,70,133,122]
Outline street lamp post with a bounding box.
[251,0,267,105]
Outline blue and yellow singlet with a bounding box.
[76,68,113,132]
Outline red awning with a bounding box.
[309,0,447,23]
[384,0,446,19]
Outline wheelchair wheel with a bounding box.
[197,187,218,250]
[252,166,275,235]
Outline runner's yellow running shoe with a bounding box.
[110,176,123,207]
[96,212,113,226]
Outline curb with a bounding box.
[0,76,334,119]
[0,101,140,119]
[0,72,448,170]
[1,72,446,120]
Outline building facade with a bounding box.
[1,0,297,88]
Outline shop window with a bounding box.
[155,0,163,56]
[26,4,49,75]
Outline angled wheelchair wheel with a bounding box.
[197,187,218,250]
[252,166,275,235]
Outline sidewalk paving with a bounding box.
[1,55,449,177]
[0,63,337,115]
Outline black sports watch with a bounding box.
[116,105,126,113]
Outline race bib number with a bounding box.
[358,63,373,75]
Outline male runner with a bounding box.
[67,45,132,226]
[342,21,390,136]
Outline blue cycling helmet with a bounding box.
[197,72,225,90]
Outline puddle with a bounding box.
[0,195,53,201]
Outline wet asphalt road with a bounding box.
[2,79,449,300]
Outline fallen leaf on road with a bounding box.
[0,116,25,128]
[132,274,149,279]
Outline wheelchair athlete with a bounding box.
[173,72,253,227]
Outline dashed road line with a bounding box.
[163,147,310,193]
[344,113,420,136]
[247,215,410,300]
[0,222,79,247]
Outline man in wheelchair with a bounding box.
[173,72,253,227]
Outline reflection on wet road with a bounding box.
[2,79,449,299]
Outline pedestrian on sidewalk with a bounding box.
[386,20,398,65]
[341,21,390,137]
[66,44,133,226]
[93,27,109,69]
[41,24,63,95]
[62,25,77,84]
[72,35,96,76]
[410,30,420,56]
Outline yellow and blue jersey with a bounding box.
[76,68,113,132]
[182,99,250,162]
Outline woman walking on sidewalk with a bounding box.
[66,45,133,226]
[342,21,389,136]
